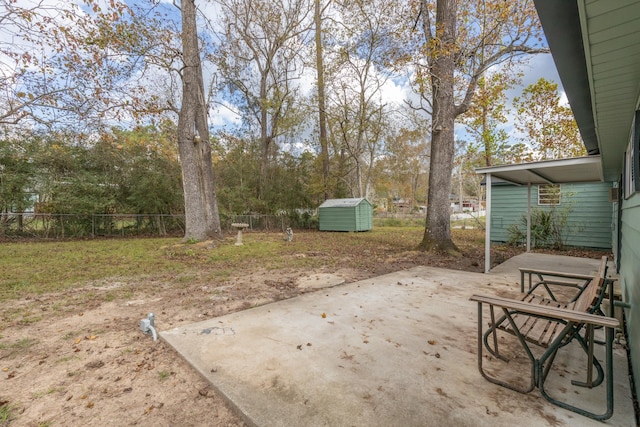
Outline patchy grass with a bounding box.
[0,228,504,304]
[0,402,15,425]
[0,238,182,300]
[158,370,172,381]
[0,337,38,351]
[0,230,415,300]
[0,227,611,427]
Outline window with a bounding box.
[624,110,640,199]
[538,184,561,205]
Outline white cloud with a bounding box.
[380,78,409,107]
[210,101,242,127]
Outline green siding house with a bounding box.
[318,198,373,232]
[490,181,613,249]
[531,0,640,404]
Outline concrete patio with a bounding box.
[161,254,637,426]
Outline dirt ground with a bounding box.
[0,235,606,427]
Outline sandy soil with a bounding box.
[0,238,604,426]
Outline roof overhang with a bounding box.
[475,156,603,185]
[533,1,599,157]
[534,0,640,181]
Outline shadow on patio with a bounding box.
[161,253,636,426]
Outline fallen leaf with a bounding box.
[86,402,94,409]
[85,360,104,369]
[427,340,436,345]
[321,312,327,318]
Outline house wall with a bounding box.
[619,193,640,402]
[490,182,613,249]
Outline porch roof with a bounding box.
[475,156,603,186]
[475,156,606,273]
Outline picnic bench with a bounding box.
[519,266,595,295]
[470,256,619,420]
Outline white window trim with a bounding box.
[624,110,640,199]
[538,184,561,206]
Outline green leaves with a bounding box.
[513,78,584,160]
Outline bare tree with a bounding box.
[324,0,398,199]
[0,0,155,129]
[413,0,548,252]
[177,0,222,241]
[314,0,331,200]
[216,0,314,199]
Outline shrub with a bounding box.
[507,206,572,249]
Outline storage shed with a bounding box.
[318,198,373,232]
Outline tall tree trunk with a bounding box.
[314,0,330,200]
[419,0,458,253]
[482,104,492,166]
[258,75,269,200]
[178,0,222,241]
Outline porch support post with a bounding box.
[485,173,492,273]
[527,183,532,252]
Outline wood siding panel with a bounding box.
[490,182,612,249]
[318,207,356,231]
[619,194,640,407]
[319,200,372,232]
[490,185,529,243]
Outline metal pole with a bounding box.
[484,173,492,273]
[527,183,532,252]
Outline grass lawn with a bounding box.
[0,227,489,302]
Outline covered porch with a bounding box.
[476,156,607,273]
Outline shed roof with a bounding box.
[319,198,369,208]
[475,156,603,185]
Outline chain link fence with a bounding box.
[227,212,318,232]
[0,213,186,239]
[0,211,319,239]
